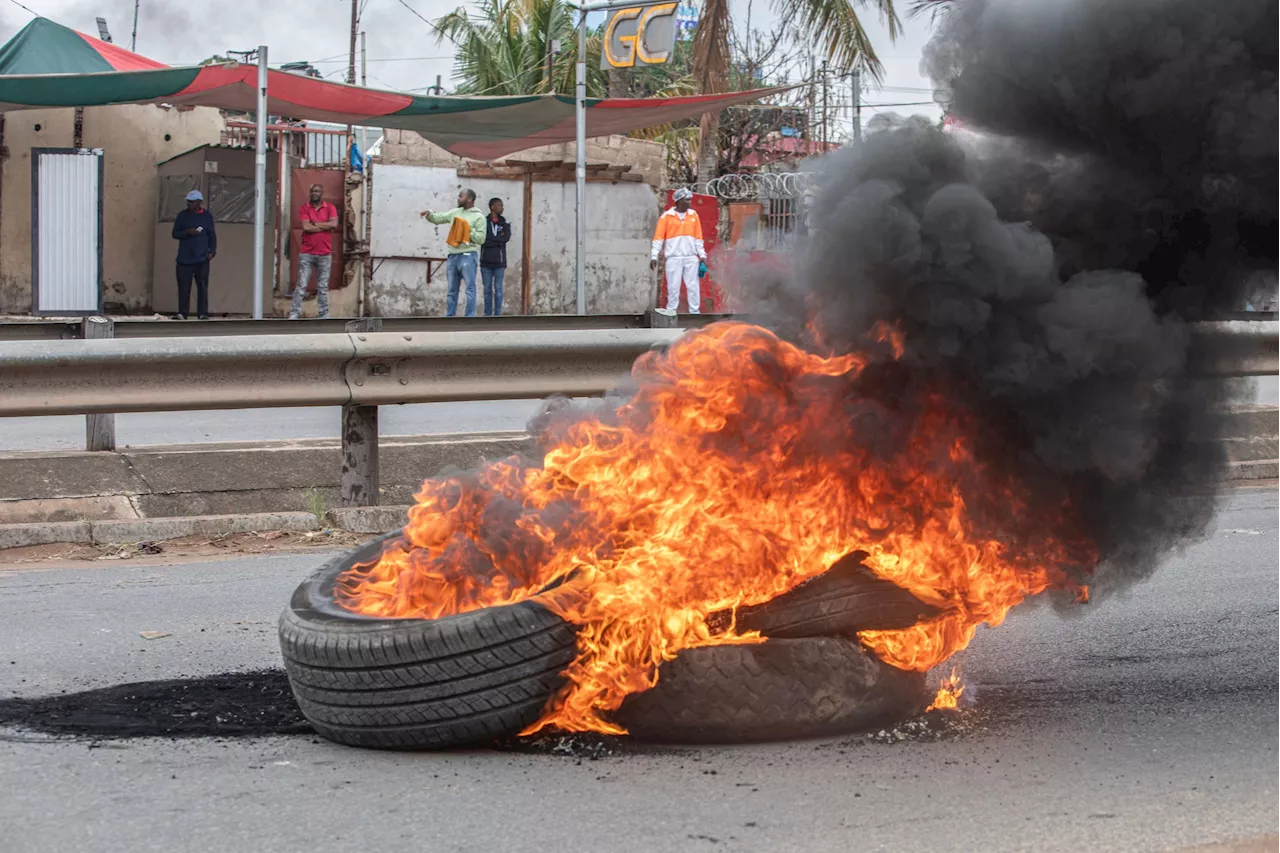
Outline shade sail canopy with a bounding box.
[0,18,786,160]
[0,17,169,74]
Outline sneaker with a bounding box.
[197,315,210,320]
[318,313,330,320]
[287,312,301,320]
[172,313,186,320]
[654,307,677,317]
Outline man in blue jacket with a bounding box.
[172,189,217,319]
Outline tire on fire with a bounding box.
[614,637,926,743]
[278,533,578,750]
[281,537,931,749]
[712,551,937,638]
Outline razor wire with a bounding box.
[704,173,813,201]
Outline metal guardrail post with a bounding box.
[82,316,116,452]
[341,318,381,507]
[645,308,678,329]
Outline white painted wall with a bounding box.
[529,181,659,314]
[368,162,658,316]
[369,163,522,316]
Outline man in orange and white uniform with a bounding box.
[650,187,707,316]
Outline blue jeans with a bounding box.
[446,252,478,317]
[481,266,505,316]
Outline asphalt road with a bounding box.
[0,380,1274,452]
[0,486,1275,853]
[0,400,546,452]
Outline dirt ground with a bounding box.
[0,529,376,569]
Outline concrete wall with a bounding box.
[369,164,523,316]
[378,129,667,189]
[529,180,658,314]
[367,162,658,316]
[0,105,225,315]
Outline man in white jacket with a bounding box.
[650,187,708,316]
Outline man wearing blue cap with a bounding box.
[172,189,217,319]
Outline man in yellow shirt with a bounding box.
[650,187,708,316]
[420,188,486,317]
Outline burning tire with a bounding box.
[614,637,925,744]
[716,551,937,638]
[278,533,578,750]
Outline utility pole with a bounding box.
[348,0,359,85]
[347,0,358,173]
[252,46,268,320]
[574,9,586,315]
[820,60,828,148]
[851,62,862,143]
[545,35,556,91]
[806,56,816,153]
[130,1,139,52]
[360,32,368,152]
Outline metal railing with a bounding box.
[0,313,729,342]
[0,317,1273,509]
[221,121,349,168]
[0,326,683,417]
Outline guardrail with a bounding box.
[0,313,729,342]
[0,316,1274,509]
[0,312,1270,341]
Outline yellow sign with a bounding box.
[602,3,678,69]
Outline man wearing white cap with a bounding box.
[171,189,217,319]
[650,187,707,316]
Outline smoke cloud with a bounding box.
[743,0,1276,595]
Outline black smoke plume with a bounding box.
[743,0,1276,595]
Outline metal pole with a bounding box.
[575,10,587,315]
[360,32,369,154]
[253,45,268,320]
[851,64,862,143]
[820,61,828,148]
[82,316,116,451]
[349,0,359,85]
[130,0,139,52]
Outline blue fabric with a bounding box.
[175,260,209,317]
[172,209,217,265]
[481,266,505,316]
[446,252,478,317]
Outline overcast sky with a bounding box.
[2,0,943,128]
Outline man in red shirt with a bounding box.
[289,184,339,319]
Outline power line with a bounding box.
[310,55,451,64]
[3,0,39,16]
[392,0,434,28]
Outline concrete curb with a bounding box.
[1230,460,1279,480]
[324,505,411,534]
[0,511,326,550]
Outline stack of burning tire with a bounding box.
[279,533,936,749]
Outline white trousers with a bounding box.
[664,255,701,313]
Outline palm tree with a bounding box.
[693,0,901,187]
[432,0,608,96]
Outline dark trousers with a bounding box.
[176,260,210,317]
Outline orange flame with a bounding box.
[926,667,965,712]
[335,322,1094,734]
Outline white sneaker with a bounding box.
[287,312,300,320]
[654,307,677,317]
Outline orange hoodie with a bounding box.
[651,207,707,260]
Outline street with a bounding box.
[0,400,545,452]
[0,381,1272,453]
[0,485,1275,853]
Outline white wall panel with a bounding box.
[35,149,102,314]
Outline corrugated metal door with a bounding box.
[33,148,104,314]
[289,168,346,295]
